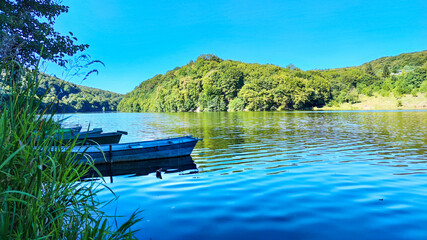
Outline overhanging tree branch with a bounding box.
[0,0,88,67]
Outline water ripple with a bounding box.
[64,111,427,240]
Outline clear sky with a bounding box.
[47,0,427,94]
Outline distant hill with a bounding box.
[118,51,427,112]
[37,73,123,113]
[363,51,427,73]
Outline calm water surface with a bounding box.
[63,111,427,240]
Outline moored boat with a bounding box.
[55,128,128,145]
[64,125,82,134]
[54,125,82,136]
[72,136,200,164]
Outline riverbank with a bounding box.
[314,93,427,111]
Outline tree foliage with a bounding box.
[118,51,427,112]
[0,72,123,113]
[118,55,331,112]
[0,0,88,66]
[0,1,114,113]
[37,73,123,112]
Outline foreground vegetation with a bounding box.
[1,1,141,238]
[0,62,141,239]
[118,51,427,112]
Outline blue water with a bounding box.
[63,111,427,240]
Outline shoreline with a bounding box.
[314,93,427,111]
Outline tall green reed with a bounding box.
[0,61,141,239]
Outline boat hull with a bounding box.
[58,131,125,145]
[73,136,199,164]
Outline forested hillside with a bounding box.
[118,51,427,112]
[38,73,123,112]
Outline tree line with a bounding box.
[1,72,123,113]
[118,51,427,112]
[37,73,123,112]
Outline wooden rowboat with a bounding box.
[73,136,200,164]
[56,128,128,145]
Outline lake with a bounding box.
[62,110,427,240]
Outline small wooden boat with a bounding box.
[54,125,82,136]
[73,136,200,164]
[56,128,128,145]
[64,125,82,134]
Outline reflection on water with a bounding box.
[84,156,197,182]
[63,111,427,240]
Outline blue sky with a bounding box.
[48,0,427,94]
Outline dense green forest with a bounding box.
[117,51,427,112]
[1,73,123,113]
[37,74,123,112]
